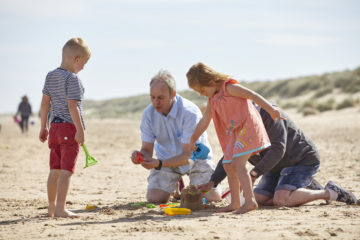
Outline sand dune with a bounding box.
[0,108,359,240]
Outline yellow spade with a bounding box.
[82,144,98,168]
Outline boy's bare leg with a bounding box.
[233,154,258,214]
[54,170,79,218]
[217,162,241,213]
[47,169,60,217]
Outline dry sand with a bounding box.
[0,108,359,240]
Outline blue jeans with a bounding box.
[254,164,320,197]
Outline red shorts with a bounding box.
[48,123,79,173]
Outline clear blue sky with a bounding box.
[0,0,359,114]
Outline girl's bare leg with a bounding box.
[233,154,258,214]
[217,162,241,213]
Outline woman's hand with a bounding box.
[197,181,214,192]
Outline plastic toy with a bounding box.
[160,203,180,208]
[190,143,210,162]
[13,116,20,124]
[222,189,245,206]
[131,202,146,207]
[164,207,191,216]
[85,205,95,210]
[221,190,231,199]
[82,144,98,168]
[135,152,144,163]
[145,203,156,208]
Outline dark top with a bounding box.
[210,105,320,187]
[17,101,32,117]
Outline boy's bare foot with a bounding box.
[54,209,80,218]
[216,203,240,213]
[48,204,55,217]
[232,200,258,214]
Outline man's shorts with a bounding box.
[48,123,79,173]
[254,164,320,197]
[147,160,218,194]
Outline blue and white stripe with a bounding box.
[42,68,85,128]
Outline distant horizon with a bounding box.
[1,0,360,114]
[84,64,360,102]
[1,64,358,116]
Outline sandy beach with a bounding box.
[0,108,359,240]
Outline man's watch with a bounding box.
[155,159,162,170]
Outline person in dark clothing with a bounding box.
[198,104,358,209]
[15,95,32,134]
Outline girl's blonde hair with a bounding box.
[187,62,230,90]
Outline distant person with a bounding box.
[187,62,285,214]
[197,104,358,208]
[39,37,91,218]
[130,70,221,203]
[15,95,32,134]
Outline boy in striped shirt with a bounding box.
[39,37,91,218]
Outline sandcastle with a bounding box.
[180,184,203,211]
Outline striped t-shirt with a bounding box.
[42,68,85,128]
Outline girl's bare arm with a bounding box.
[227,83,285,122]
[190,102,212,150]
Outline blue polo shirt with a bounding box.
[140,94,212,173]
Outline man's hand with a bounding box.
[131,150,142,164]
[141,158,161,170]
[39,128,48,143]
[250,170,258,186]
[197,181,215,192]
[251,176,256,186]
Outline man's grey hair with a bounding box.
[150,70,176,94]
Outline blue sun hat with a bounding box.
[190,143,210,162]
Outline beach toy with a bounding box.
[222,189,245,206]
[13,116,20,124]
[164,207,191,216]
[179,177,185,192]
[85,205,95,210]
[131,202,146,207]
[221,190,231,199]
[160,203,180,208]
[82,144,98,168]
[146,203,156,208]
[135,152,144,163]
[190,143,210,162]
[202,197,207,205]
